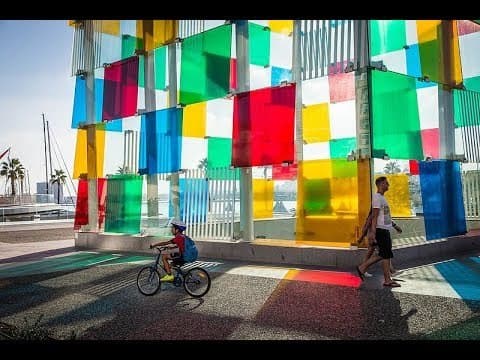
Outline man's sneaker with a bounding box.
[160,274,174,282]
[364,271,373,278]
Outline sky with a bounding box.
[0,20,76,194]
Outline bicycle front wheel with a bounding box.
[183,267,211,298]
[137,266,161,296]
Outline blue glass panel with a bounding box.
[169,178,208,222]
[72,77,108,128]
[271,66,292,86]
[138,107,183,174]
[419,160,467,240]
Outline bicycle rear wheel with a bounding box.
[137,266,161,296]
[183,267,211,298]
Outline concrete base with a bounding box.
[76,231,480,270]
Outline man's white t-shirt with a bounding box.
[372,192,392,230]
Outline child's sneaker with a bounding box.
[364,271,373,277]
[160,273,174,282]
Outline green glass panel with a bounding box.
[453,89,480,127]
[122,35,144,87]
[180,24,232,106]
[249,22,271,67]
[418,39,439,84]
[371,70,423,160]
[154,45,167,90]
[464,76,480,92]
[206,137,239,179]
[329,137,356,159]
[370,20,407,56]
[304,178,331,215]
[105,174,143,234]
[208,137,232,168]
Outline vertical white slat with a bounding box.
[327,20,333,77]
[313,20,320,79]
[206,169,214,239]
[320,20,327,78]
[333,20,339,74]
[214,168,222,237]
[220,167,228,239]
[308,20,314,81]
[183,170,191,235]
[191,168,199,239]
[201,168,208,239]
[339,20,345,72]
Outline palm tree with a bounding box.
[116,165,130,174]
[384,161,401,174]
[0,158,25,196]
[50,169,67,204]
[198,158,208,169]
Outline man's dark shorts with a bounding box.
[376,228,393,259]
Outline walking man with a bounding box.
[356,176,402,287]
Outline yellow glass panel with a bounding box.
[416,20,441,43]
[253,179,274,219]
[302,103,330,143]
[100,20,120,36]
[268,20,293,35]
[183,102,206,138]
[137,20,178,51]
[73,128,105,179]
[376,174,412,217]
[296,159,356,245]
[68,20,77,26]
[302,159,332,179]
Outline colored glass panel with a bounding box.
[232,85,295,167]
[183,102,206,138]
[169,178,208,223]
[100,20,120,36]
[73,179,88,230]
[329,137,356,159]
[419,160,467,240]
[409,160,419,175]
[249,22,271,67]
[253,179,274,219]
[370,20,407,56]
[328,72,355,103]
[268,20,293,35]
[99,33,122,67]
[371,70,423,160]
[180,25,232,105]
[464,76,480,92]
[416,20,462,86]
[379,174,412,217]
[457,20,480,36]
[295,160,357,245]
[230,58,237,91]
[154,45,167,91]
[272,163,298,180]
[271,66,292,86]
[453,88,480,127]
[102,56,139,121]
[137,20,177,51]
[138,107,182,174]
[405,44,436,89]
[104,174,143,234]
[421,128,439,158]
[121,35,144,87]
[98,178,107,229]
[303,103,330,143]
[73,128,105,179]
[207,137,231,168]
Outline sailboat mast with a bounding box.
[42,113,49,195]
[46,119,53,179]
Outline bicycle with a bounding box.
[136,245,211,298]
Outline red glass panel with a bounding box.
[272,163,298,180]
[421,128,439,159]
[232,84,295,167]
[409,160,419,175]
[457,20,480,36]
[328,71,355,103]
[230,58,237,91]
[74,179,88,230]
[102,56,139,121]
[98,178,107,229]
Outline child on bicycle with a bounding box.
[149,219,187,282]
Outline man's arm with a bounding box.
[368,208,380,240]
